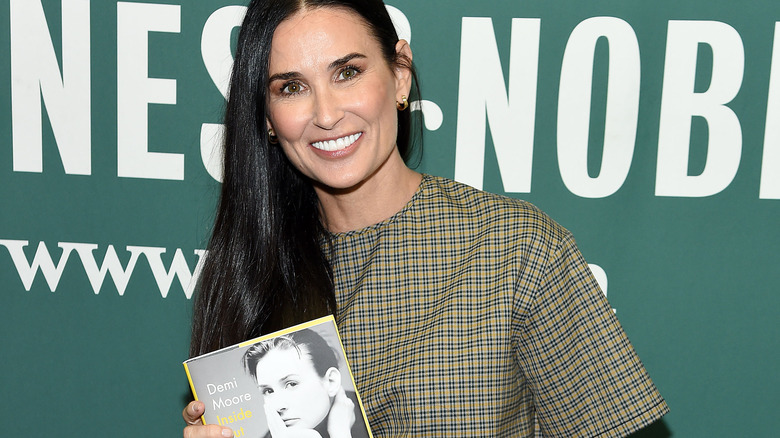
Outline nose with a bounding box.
[265,395,287,415]
[311,88,344,130]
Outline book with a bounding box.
[184,315,373,438]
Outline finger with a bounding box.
[334,388,354,410]
[264,402,287,436]
[334,386,348,401]
[183,424,234,438]
[183,401,205,424]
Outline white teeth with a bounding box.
[311,132,362,151]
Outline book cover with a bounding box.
[184,315,373,438]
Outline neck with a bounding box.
[313,152,422,233]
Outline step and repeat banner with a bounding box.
[1,0,778,436]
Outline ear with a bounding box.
[393,39,413,100]
[323,367,342,397]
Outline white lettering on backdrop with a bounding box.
[5,3,779,198]
[656,21,744,197]
[455,17,540,193]
[200,6,247,183]
[761,23,780,199]
[0,239,205,298]
[10,0,91,175]
[454,17,779,199]
[117,2,184,180]
[557,17,640,198]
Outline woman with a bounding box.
[243,329,369,438]
[184,0,668,437]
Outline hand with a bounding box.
[182,400,234,438]
[265,402,323,438]
[326,388,355,438]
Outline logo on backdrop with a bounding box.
[6,2,780,197]
[6,1,779,197]
[455,17,780,198]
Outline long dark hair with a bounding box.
[190,0,420,356]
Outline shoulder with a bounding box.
[418,175,571,244]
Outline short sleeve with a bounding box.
[514,231,668,437]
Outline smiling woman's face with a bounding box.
[266,6,411,193]
[255,347,332,429]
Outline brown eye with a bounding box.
[279,81,304,96]
[339,67,359,81]
[282,82,302,94]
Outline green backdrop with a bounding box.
[1,1,778,436]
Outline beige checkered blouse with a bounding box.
[329,174,668,437]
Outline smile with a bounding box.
[311,132,362,151]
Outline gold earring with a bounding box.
[396,95,409,111]
[268,128,279,144]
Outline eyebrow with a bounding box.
[328,52,367,70]
[268,71,301,83]
[267,52,367,84]
[258,373,298,386]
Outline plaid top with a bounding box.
[329,175,668,437]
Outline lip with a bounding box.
[309,132,363,158]
[282,418,300,427]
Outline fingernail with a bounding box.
[222,429,233,437]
